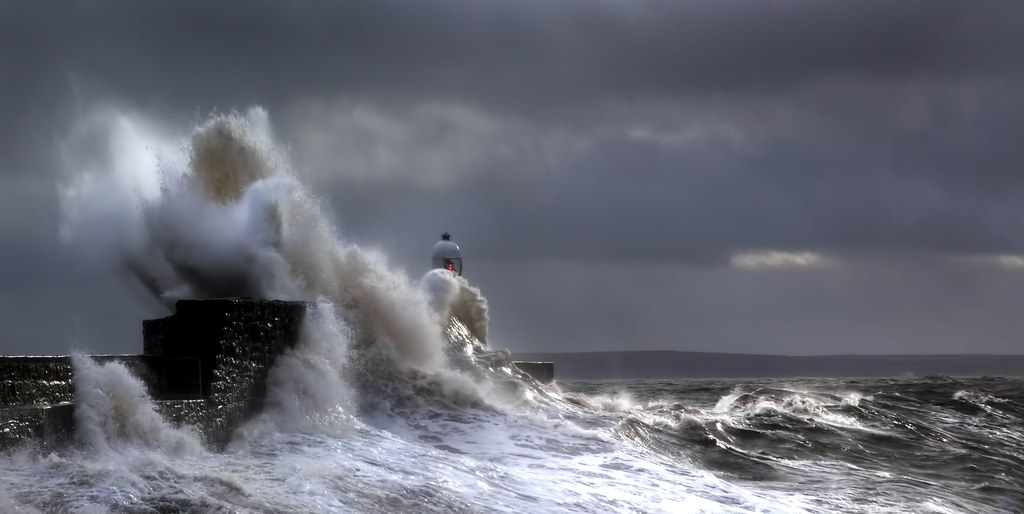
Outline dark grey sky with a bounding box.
[2,0,1024,355]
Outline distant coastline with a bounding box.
[512,350,1024,380]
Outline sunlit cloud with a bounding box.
[730,250,831,270]
[954,254,1024,270]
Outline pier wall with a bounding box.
[0,299,306,449]
[0,298,554,449]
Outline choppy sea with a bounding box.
[1,353,1020,514]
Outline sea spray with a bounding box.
[188,111,277,205]
[237,300,358,442]
[56,106,185,311]
[71,354,203,454]
[59,106,448,373]
[55,105,526,456]
[420,268,489,345]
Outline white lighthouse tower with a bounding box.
[431,232,463,276]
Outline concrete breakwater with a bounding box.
[1,298,306,449]
[0,298,553,449]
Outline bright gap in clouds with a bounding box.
[954,254,1024,270]
[730,250,830,270]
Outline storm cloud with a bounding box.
[1,1,1023,355]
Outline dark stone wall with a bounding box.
[144,299,305,395]
[0,298,308,450]
[144,298,307,446]
[0,298,525,449]
[0,355,159,407]
[0,355,157,448]
[0,357,74,407]
[0,404,74,447]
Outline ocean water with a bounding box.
[1,355,1021,513]
[562,376,1024,513]
[3,107,1020,512]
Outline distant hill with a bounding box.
[511,351,1024,380]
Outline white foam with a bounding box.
[953,389,1009,404]
[0,488,43,514]
[583,391,642,412]
[420,268,490,345]
[71,353,204,455]
[236,301,360,444]
[712,387,880,433]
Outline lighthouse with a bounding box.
[431,232,463,276]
